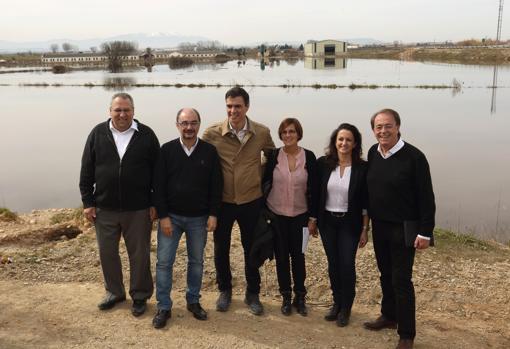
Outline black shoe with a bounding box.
[216,290,232,312]
[187,303,207,320]
[131,299,147,317]
[292,294,307,317]
[152,309,171,329]
[281,293,292,316]
[324,303,341,321]
[98,293,126,310]
[244,292,264,316]
[336,309,351,327]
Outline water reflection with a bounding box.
[0,86,509,242]
[102,77,136,91]
[490,65,499,114]
[304,57,346,69]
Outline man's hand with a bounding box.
[149,206,157,221]
[83,207,96,223]
[160,217,173,237]
[207,216,217,232]
[414,236,430,250]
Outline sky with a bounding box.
[1,0,508,44]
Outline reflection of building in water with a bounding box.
[304,57,347,70]
[304,40,347,57]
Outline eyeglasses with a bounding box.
[177,121,200,127]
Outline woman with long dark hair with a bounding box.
[317,123,369,327]
[263,118,318,316]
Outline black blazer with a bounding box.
[262,147,319,219]
[317,156,368,235]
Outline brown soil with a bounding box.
[1,209,509,348]
[348,47,510,65]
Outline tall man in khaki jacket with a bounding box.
[202,87,275,315]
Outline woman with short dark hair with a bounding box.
[263,117,318,316]
[317,123,369,327]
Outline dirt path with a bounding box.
[1,210,509,348]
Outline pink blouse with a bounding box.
[267,148,308,217]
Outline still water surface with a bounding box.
[0,59,508,241]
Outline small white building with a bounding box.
[304,40,347,57]
[41,52,139,64]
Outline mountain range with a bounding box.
[0,33,384,53]
[0,33,211,53]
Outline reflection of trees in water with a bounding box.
[103,77,136,91]
[168,57,194,69]
[284,58,299,66]
[451,78,462,97]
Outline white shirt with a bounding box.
[109,120,138,160]
[229,119,248,142]
[179,137,199,157]
[377,138,405,159]
[325,166,351,212]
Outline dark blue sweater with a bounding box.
[153,138,223,218]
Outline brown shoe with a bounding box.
[396,339,414,349]
[363,315,397,331]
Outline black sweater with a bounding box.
[79,119,160,211]
[367,142,436,236]
[153,138,223,218]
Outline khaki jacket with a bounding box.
[202,117,275,204]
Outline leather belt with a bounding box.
[327,211,347,218]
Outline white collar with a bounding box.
[377,138,405,159]
[179,137,199,156]
[180,137,199,149]
[228,118,248,133]
[109,119,138,133]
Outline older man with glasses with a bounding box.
[152,108,222,329]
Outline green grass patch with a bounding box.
[49,207,83,225]
[434,228,495,251]
[0,207,17,222]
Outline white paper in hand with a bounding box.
[302,227,310,254]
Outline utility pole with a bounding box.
[496,0,504,42]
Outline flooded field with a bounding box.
[0,59,508,241]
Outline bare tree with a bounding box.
[90,46,98,53]
[178,42,196,50]
[62,42,74,52]
[101,41,138,72]
[50,44,59,53]
[177,40,224,52]
[196,40,223,50]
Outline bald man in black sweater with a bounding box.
[364,109,435,349]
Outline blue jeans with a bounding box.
[155,213,208,310]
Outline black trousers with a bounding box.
[272,212,308,295]
[372,219,416,340]
[319,212,360,311]
[214,198,263,294]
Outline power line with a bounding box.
[496,0,504,42]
